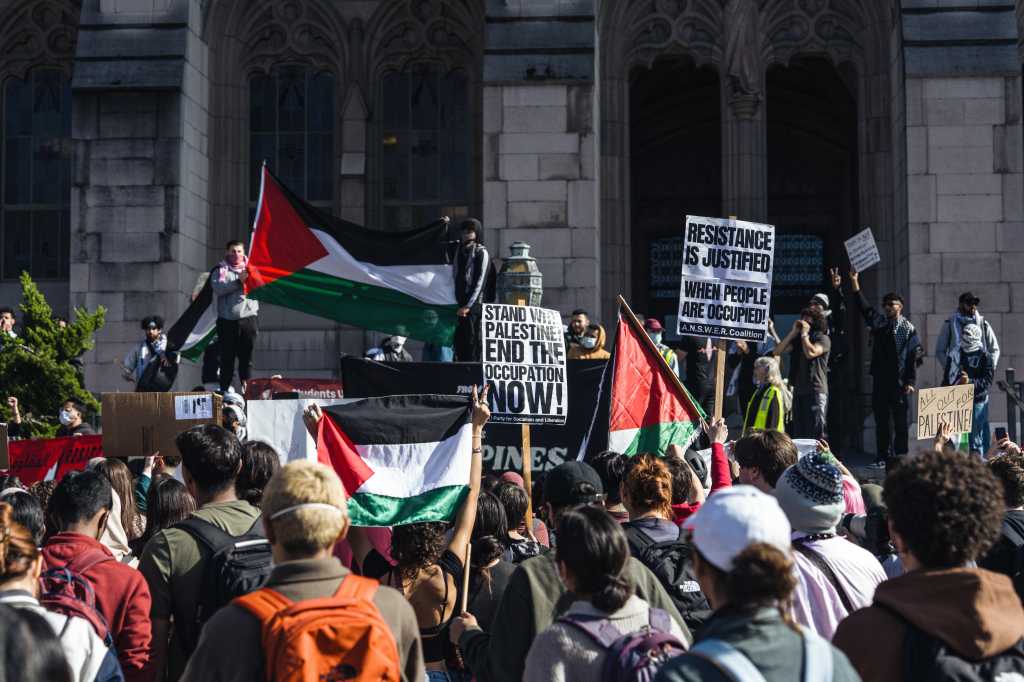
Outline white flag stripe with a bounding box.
[354,423,472,498]
[307,229,456,306]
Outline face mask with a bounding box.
[649,332,663,345]
[581,337,598,350]
[227,252,242,266]
[59,410,74,426]
[392,336,406,349]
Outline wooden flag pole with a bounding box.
[515,296,535,535]
[617,295,707,429]
[712,215,740,421]
[460,541,472,613]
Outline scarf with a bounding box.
[891,316,917,379]
[216,255,248,283]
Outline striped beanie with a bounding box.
[774,452,845,534]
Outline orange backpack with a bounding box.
[235,574,402,682]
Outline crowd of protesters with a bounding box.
[0,388,1021,681]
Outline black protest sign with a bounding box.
[677,216,775,342]
[481,304,568,425]
[340,357,609,473]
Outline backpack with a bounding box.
[505,537,543,564]
[559,607,687,682]
[234,574,402,682]
[878,603,1024,682]
[39,550,115,648]
[687,629,835,682]
[623,524,712,631]
[994,514,1024,599]
[176,516,273,652]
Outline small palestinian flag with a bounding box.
[166,277,217,362]
[607,305,705,455]
[318,395,473,527]
[245,166,458,345]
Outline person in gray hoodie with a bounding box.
[211,240,259,393]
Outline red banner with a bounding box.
[5,436,102,484]
[244,377,344,401]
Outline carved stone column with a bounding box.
[720,0,767,221]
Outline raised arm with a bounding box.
[449,385,490,554]
[850,269,887,329]
[705,417,733,495]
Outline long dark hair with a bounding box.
[237,441,281,508]
[90,458,140,540]
[556,505,632,612]
[0,605,73,682]
[135,475,196,552]
[697,543,799,629]
[471,492,509,587]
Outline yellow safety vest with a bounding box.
[743,385,785,435]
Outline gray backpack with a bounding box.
[687,628,834,682]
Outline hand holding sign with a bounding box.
[844,228,881,273]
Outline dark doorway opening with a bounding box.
[630,58,722,333]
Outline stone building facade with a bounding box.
[0,0,1022,448]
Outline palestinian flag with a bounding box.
[607,306,705,455]
[317,395,473,527]
[245,166,457,344]
[166,277,217,362]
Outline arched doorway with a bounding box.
[630,58,722,331]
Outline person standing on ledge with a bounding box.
[211,240,259,393]
[453,218,492,362]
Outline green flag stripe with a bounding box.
[178,327,216,362]
[348,485,468,527]
[249,268,458,346]
[621,420,701,456]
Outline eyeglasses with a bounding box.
[883,302,900,308]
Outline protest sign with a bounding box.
[102,391,222,458]
[0,424,7,470]
[340,357,609,471]
[246,398,351,466]
[6,435,101,484]
[244,377,344,401]
[677,216,775,342]
[481,303,568,425]
[844,227,881,272]
[917,384,974,440]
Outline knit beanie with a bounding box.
[773,453,845,534]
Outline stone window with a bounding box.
[379,64,470,231]
[1,68,70,280]
[250,65,335,205]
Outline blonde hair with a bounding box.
[263,462,348,556]
[754,356,792,414]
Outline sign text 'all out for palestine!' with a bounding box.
[677,216,775,342]
[481,303,568,425]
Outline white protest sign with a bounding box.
[174,394,213,420]
[482,303,568,425]
[917,384,974,441]
[246,398,352,465]
[844,227,881,272]
[677,216,775,342]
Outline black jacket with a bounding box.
[943,348,994,402]
[454,242,491,309]
[857,291,922,389]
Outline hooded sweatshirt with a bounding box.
[567,325,610,360]
[41,531,154,682]
[833,567,1024,682]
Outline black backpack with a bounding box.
[992,515,1024,600]
[623,524,712,632]
[176,516,273,652]
[880,603,1024,682]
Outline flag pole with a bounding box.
[514,296,535,536]
[616,295,707,429]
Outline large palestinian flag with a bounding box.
[607,306,706,455]
[245,166,457,344]
[166,277,217,362]
[317,395,473,526]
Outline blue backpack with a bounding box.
[559,607,687,682]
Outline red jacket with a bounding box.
[42,532,152,682]
[671,442,733,525]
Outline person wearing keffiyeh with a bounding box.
[850,269,923,468]
[210,239,259,392]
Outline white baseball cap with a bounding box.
[683,485,792,572]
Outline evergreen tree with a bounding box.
[0,273,105,437]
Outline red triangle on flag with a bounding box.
[245,167,329,292]
[317,415,375,497]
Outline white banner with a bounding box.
[246,398,352,465]
[677,216,775,342]
[481,303,568,425]
[844,227,881,272]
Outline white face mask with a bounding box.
[59,410,74,426]
[581,336,598,350]
[649,332,663,346]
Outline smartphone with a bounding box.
[996,427,1008,441]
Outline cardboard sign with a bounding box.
[917,384,975,440]
[0,424,8,470]
[844,228,881,272]
[244,378,344,401]
[481,303,568,425]
[102,392,222,458]
[677,216,775,342]
[246,398,352,466]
